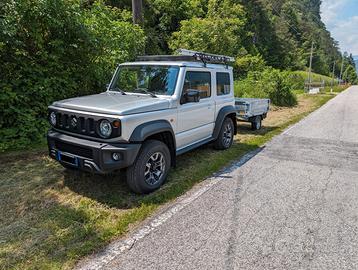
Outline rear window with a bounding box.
[216,73,230,96]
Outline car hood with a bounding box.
[52,92,171,115]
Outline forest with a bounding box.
[0,0,357,152]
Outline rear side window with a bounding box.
[183,71,211,99]
[216,72,230,96]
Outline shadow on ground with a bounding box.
[62,140,258,210]
[237,122,279,136]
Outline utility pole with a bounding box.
[331,61,336,94]
[339,54,344,85]
[308,41,314,91]
[132,0,143,25]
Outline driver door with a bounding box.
[176,69,215,150]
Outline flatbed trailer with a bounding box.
[235,98,270,130]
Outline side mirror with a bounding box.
[181,89,200,104]
[106,83,110,90]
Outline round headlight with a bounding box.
[99,120,112,138]
[50,112,57,126]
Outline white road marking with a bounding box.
[74,148,262,270]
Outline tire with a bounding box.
[126,140,171,194]
[251,116,262,130]
[214,117,235,150]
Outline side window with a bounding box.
[182,71,211,99]
[216,72,231,96]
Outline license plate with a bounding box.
[57,151,79,167]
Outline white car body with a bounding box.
[47,52,238,193]
[49,61,235,153]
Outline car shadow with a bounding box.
[63,169,143,209]
[62,140,260,210]
[237,122,279,136]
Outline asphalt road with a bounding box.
[78,86,358,270]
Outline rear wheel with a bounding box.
[251,116,262,130]
[214,117,234,150]
[126,140,171,194]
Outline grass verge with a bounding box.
[0,91,345,269]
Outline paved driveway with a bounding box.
[78,86,358,270]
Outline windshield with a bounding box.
[109,65,180,96]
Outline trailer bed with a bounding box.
[235,98,270,130]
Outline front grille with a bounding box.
[55,141,93,159]
[51,110,121,139]
[56,112,96,136]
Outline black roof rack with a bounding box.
[136,55,195,62]
[136,49,235,67]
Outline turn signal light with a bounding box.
[112,120,121,128]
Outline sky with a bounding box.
[321,0,358,56]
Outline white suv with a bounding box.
[47,50,237,193]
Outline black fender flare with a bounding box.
[129,120,175,143]
[213,105,237,139]
[129,120,176,166]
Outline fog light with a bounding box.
[112,152,120,161]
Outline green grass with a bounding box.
[292,70,335,83]
[0,92,344,270]
[320,84,350,93]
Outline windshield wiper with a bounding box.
[133,88,157,98]
[110,86,126,95]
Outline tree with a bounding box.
[169,0,247,56]
[131,0,143,25]
[343,66,358,84]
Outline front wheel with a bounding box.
[214,117,235,150]
[126,140,171,194]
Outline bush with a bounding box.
[234,54,266,79]
[0,0,145,152]
[265,70,297,107]
[235,68,297,107]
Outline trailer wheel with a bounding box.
[251,116,262,130]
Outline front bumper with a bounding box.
[47,130,141,173]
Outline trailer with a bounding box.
[235,98,270,130]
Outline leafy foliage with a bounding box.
[0,0,145,152]
[235,54,266,79]
[169,0,246,56]
[235,68,297,107]
[343,65,358,84]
